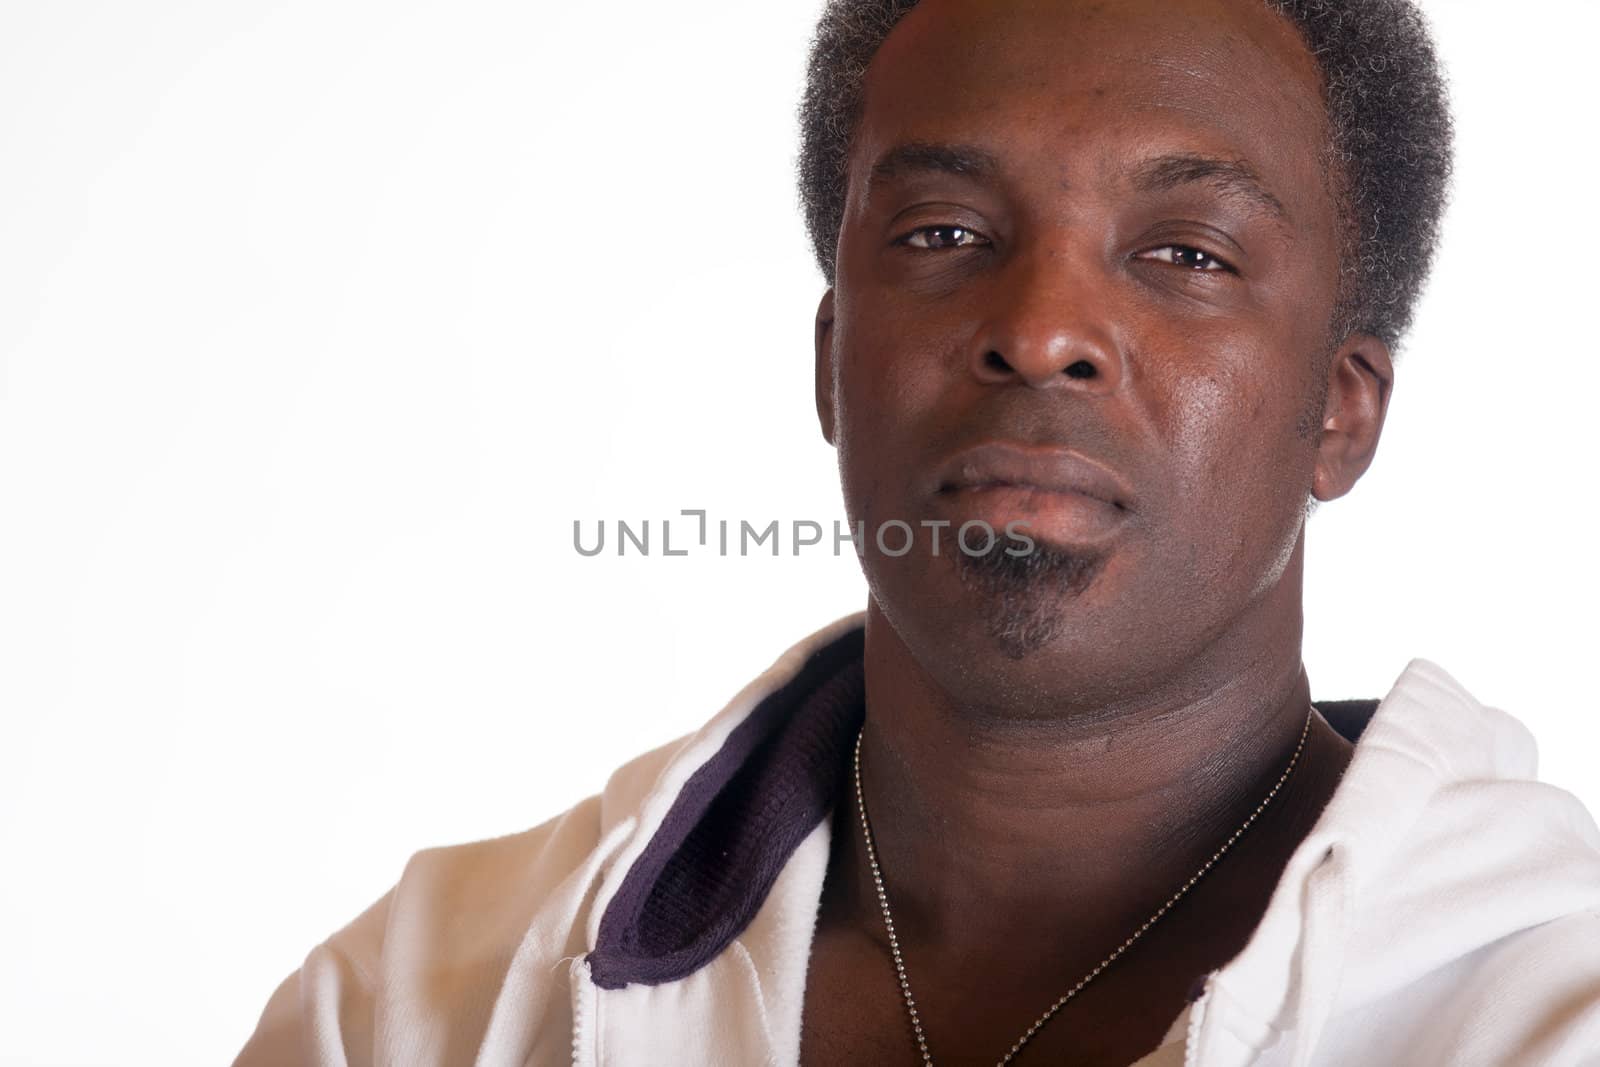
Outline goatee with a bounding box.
[953,544,1103,660]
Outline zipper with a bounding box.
[1184,975,1213,1067]
[570,956,597,1067]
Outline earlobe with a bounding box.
[814,289,838,446]
[1311,333,1394,502]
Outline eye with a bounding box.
[896,224,990,251]
[1137,245,1234,272]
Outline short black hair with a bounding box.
[797,0,1454,349]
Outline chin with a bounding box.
[950,543,1106,660]
[865,541,1133,717]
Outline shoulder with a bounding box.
[232,732,695,1066]
[232,614,868,1065]
[1423,909,1600,1065]
[383,731,697,941]
[352,729,698,971]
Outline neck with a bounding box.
[841,578,1353,977]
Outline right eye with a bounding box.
[895,224,990,251]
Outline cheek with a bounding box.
[1155,353,1315,562]
[1161,369,1236,490]
[829,307,940,523]
[833,298,962,452]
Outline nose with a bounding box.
[967,244,1124,392]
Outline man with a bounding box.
[237,0,1600,1064]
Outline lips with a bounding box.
[933,441,1132,511]
[925,441,1133,549]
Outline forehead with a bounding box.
[851,0,1331,222]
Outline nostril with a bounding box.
[1065,360,1097,379]
[982,350,1010,374]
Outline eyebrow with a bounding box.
[865,141,1292,229]
[1129,153,1290,227]
[866,141,1002,194]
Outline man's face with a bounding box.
[818,0,1367,712]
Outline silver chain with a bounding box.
[851,706,1313,1066]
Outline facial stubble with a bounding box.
[952,542,1105,660]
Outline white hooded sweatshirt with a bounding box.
[234,615,1600,1066]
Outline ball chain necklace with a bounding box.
[850,706,1313,1066]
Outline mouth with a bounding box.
[935,441,1131,506]
[930,441,1132,547]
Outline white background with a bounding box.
[1,1,1596,1063]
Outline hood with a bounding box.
[1189,658,1600,1065]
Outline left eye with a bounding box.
[1138,246,1231,272]
[897,225,988,251]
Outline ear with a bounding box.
[1311,332,1394,502]
[814,288,838,446]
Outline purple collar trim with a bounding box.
[587,626,866,990]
